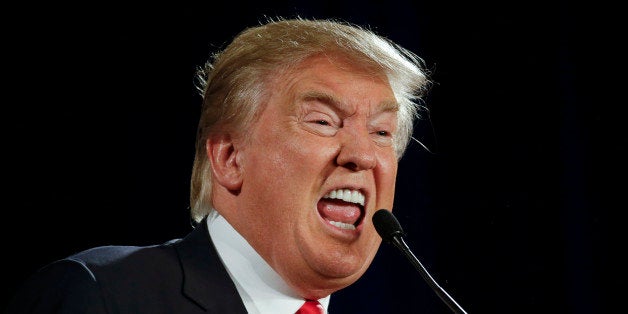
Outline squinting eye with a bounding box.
[372,129,394,147]
[301,114,339,137]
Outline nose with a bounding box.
[336,128,377,171]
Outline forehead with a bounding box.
[289,53,388,84]
[277,54,398,112]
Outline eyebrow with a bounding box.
[300,90,399,115]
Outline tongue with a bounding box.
[317,199,362,225]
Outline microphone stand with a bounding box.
[389,235,468,314]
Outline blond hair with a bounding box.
[190,17,431,223]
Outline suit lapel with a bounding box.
[174,216,247,313]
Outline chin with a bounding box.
[295,272,363,300]
[312,254,371,286]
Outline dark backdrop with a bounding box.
[5,1,624,313]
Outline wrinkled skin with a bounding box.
[210,54,399,299]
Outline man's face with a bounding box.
[232,55,399,298]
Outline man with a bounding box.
[6,17,430,313]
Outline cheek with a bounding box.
[244,129,326,199]
[378,150,398,176]
[272,127,339,172]
[377,155,399,201]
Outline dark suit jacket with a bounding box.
[5,218,248,313]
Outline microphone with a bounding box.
[372,209,468,314]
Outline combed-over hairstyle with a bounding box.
[190,17,431,223]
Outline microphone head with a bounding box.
[372,209,406,243]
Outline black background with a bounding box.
[4,1,625,313]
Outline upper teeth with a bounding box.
[323,189,365,206]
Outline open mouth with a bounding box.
[317,188,366,230]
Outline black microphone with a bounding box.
[372,209,468,314]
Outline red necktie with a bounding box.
[296,300,324,314]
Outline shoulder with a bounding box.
[5,239,184,313]
[63,239,184,284]
[68,239,182,269]
[6,257,109,313]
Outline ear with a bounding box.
[206,134,243,191]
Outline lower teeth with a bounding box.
[329,220,356,230]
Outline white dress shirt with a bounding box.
[207,211,330,314]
